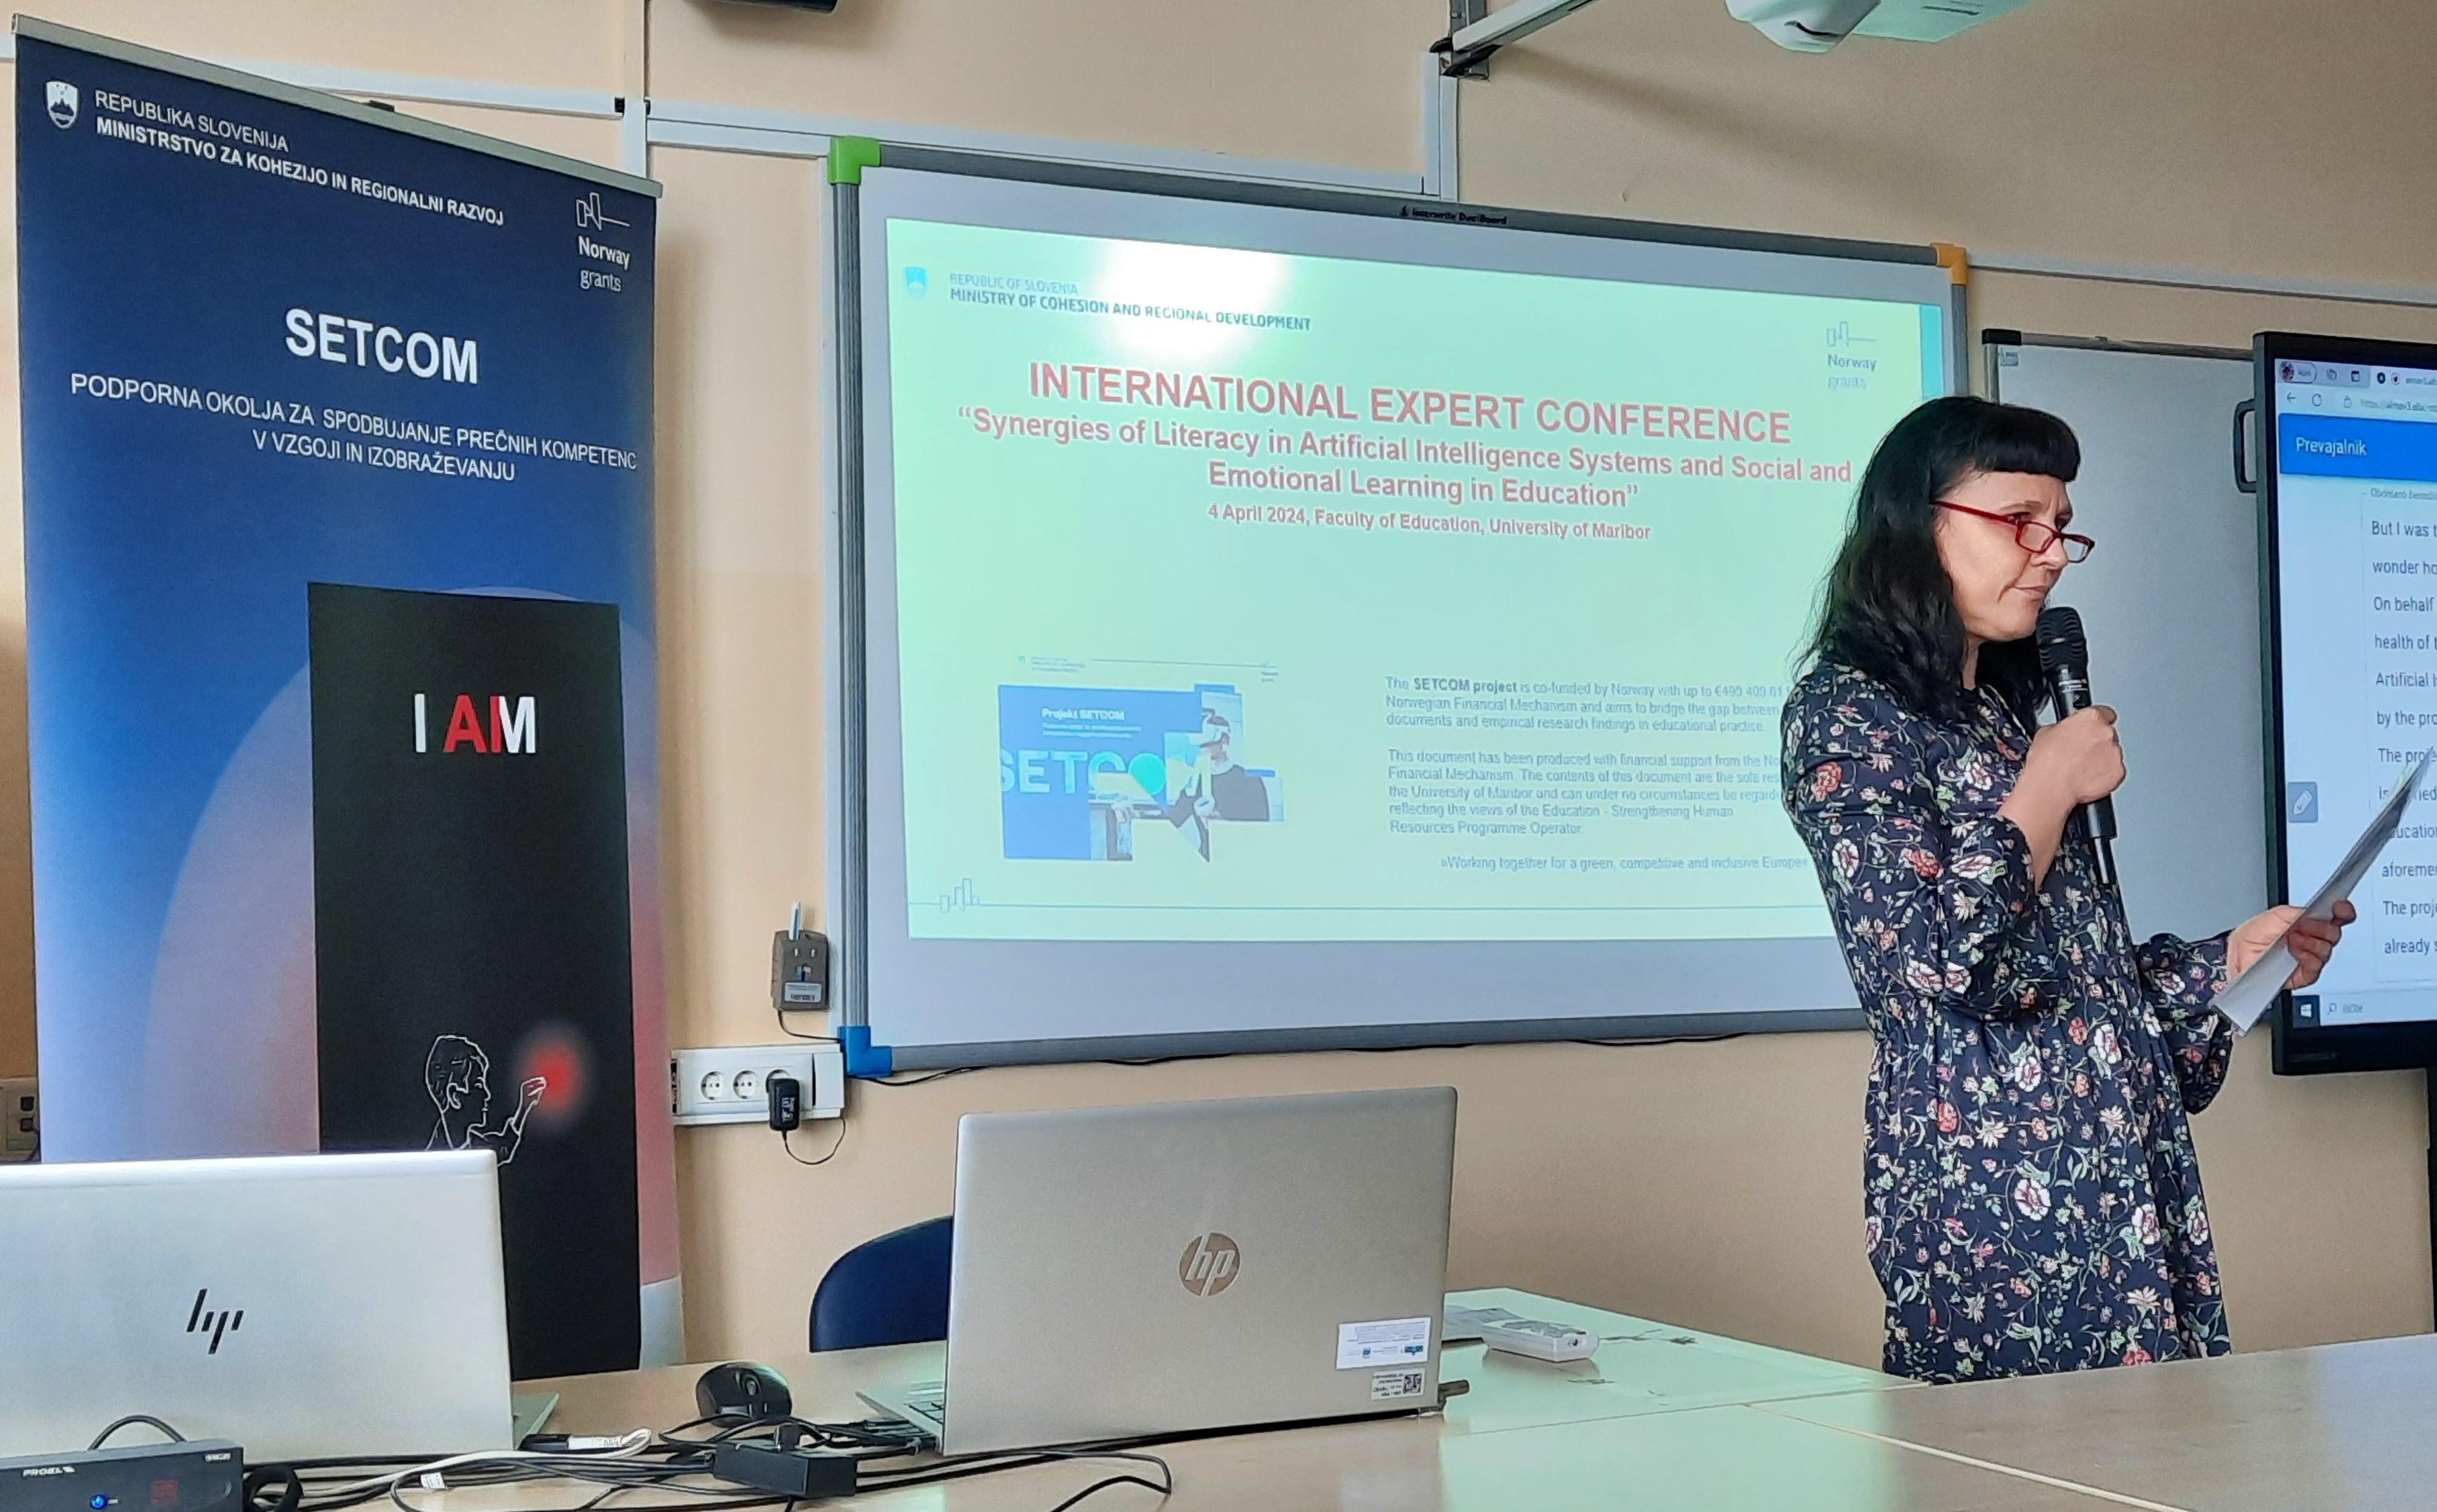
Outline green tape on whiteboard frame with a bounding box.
[829,136,883,184]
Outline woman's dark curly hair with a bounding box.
[1806,395,2080,724]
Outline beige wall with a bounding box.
[1458,0,2437,283]
[645,0,1431,175]
[35,0,638,93]
[0,0,2432,1372]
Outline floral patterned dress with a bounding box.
[1781,661,2234,1382]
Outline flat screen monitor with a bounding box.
[2259,331,2437,1072]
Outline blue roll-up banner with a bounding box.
[16,21,678,1375]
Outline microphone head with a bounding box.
[2036,605,2087,674]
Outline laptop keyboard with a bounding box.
[900,1382,946,1426]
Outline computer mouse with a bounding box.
[695,1360,794,1420]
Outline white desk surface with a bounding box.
[1436,1287,1896,1433]
[1765,1329,2437,1512]
[519,1289,2137,1510]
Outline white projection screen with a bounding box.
[829,150,1963,1072]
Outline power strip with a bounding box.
[670,1045,844,1126]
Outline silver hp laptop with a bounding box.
[0,1150,522,1459]
[862,1086,1456,1455]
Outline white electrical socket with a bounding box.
[0,1077,35,1163]
[670,1044,844,1127]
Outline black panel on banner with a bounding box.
[309,583,640,1378]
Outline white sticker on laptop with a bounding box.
[1370,1368,1427,1401]
[1337,1316,1432,1370]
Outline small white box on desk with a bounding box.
[1445,1303,1598,1363]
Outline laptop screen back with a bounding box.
[941,1086,1456,1455]
[0,1150,514,1458]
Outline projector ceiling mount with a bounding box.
[1433,0,2042,70]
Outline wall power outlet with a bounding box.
[0,1077,36,1162]
[671,1044,844,1127]
[771,928,830,1009]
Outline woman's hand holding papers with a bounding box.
[2228,899,2357,992]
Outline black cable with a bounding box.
[389,1488,787,1512]
[866,1067,973,1086]
[746,1416,924,1453]
[684,1421,923,1467]
[262,1421,1169,1512]
[653,1415,1176,1508]
[273,1441,740,1512]
[772,1004,834,1043]
[316,1444,802,1512]
[1041,1467,1172,1512]
[242,1466,302,1512]
[91,1415,187,1449]
[644,1415,741,1444]
[859,1447,1160,1488]
[782,1121,848,1166]
[862,1447,1173,1507]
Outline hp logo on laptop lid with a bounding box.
[185,1289,244,1354]
[1178,1233,1240,1297]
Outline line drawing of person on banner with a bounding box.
[425,1034,547,1166]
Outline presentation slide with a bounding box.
[885,213,1935,943]
[854,167,1954,1059]
[2271,354,2437,1029]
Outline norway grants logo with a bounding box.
[574,190,629,231]
[45,81,77,130]
[412,693,537,755]
[1178,1232,1240,1297]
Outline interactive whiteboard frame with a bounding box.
[826,146,1965,1075]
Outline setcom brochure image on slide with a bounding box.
[1000,682,1280,864]
[884,216,1937,945]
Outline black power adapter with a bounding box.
[766,1073,802,1132]
[708,1440,857,1500]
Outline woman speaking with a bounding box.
[1782,396,2351,1382]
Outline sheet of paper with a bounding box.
[2216,749,2434,1032]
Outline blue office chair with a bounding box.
[809,1216,953,1351]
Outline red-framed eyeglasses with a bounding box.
[1935,499,2095,563]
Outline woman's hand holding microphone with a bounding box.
[1999,705,2124,885]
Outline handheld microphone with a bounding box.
[2034,605,2119,889]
